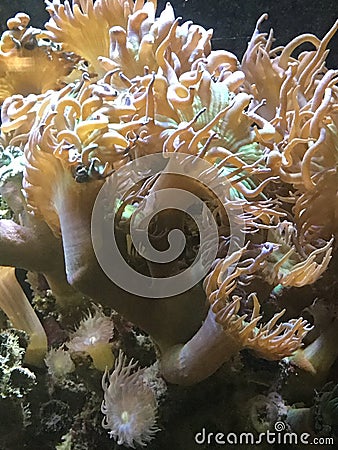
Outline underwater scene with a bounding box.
[0,0,337,449]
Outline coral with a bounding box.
[0,0,337,447]
[315,383,338,438]
[248,392,288,434]
[0,12,76,103]
[287,296,338,381]
[0,267,47,366]
[101,350,160,448]
[286,382,338,439]
[0,329,36,398]
[39,399,72,433]
[45,347,75,379]
[68,306,115,371]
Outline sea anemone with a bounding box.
[101,350,160,448]
[0,12,75,103]
[68,306,115,371]
[0,0,336,391]
[45,0,213,80]
[44,347,75,379]
[288,298,338,379]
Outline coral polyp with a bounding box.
[68,307,115,371]
[0,0,337,448]
[102,351,160,448]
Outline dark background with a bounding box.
[0,0,337,67]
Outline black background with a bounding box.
[0,1,337,67]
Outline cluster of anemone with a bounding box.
[0,12,75,103]
[0,0,337,447]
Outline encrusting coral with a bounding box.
[0,0,337,447]
[0,329,36,398]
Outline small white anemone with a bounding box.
[45,347,75,379]
[68,305,114,371]
[101,351,160,448]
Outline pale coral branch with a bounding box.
[0,218,83,310]
[160,308,241,385]
[0,218,58,272]
[0,266,47,366]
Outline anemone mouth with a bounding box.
[101,350,160,447]
[112,173,223,280]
